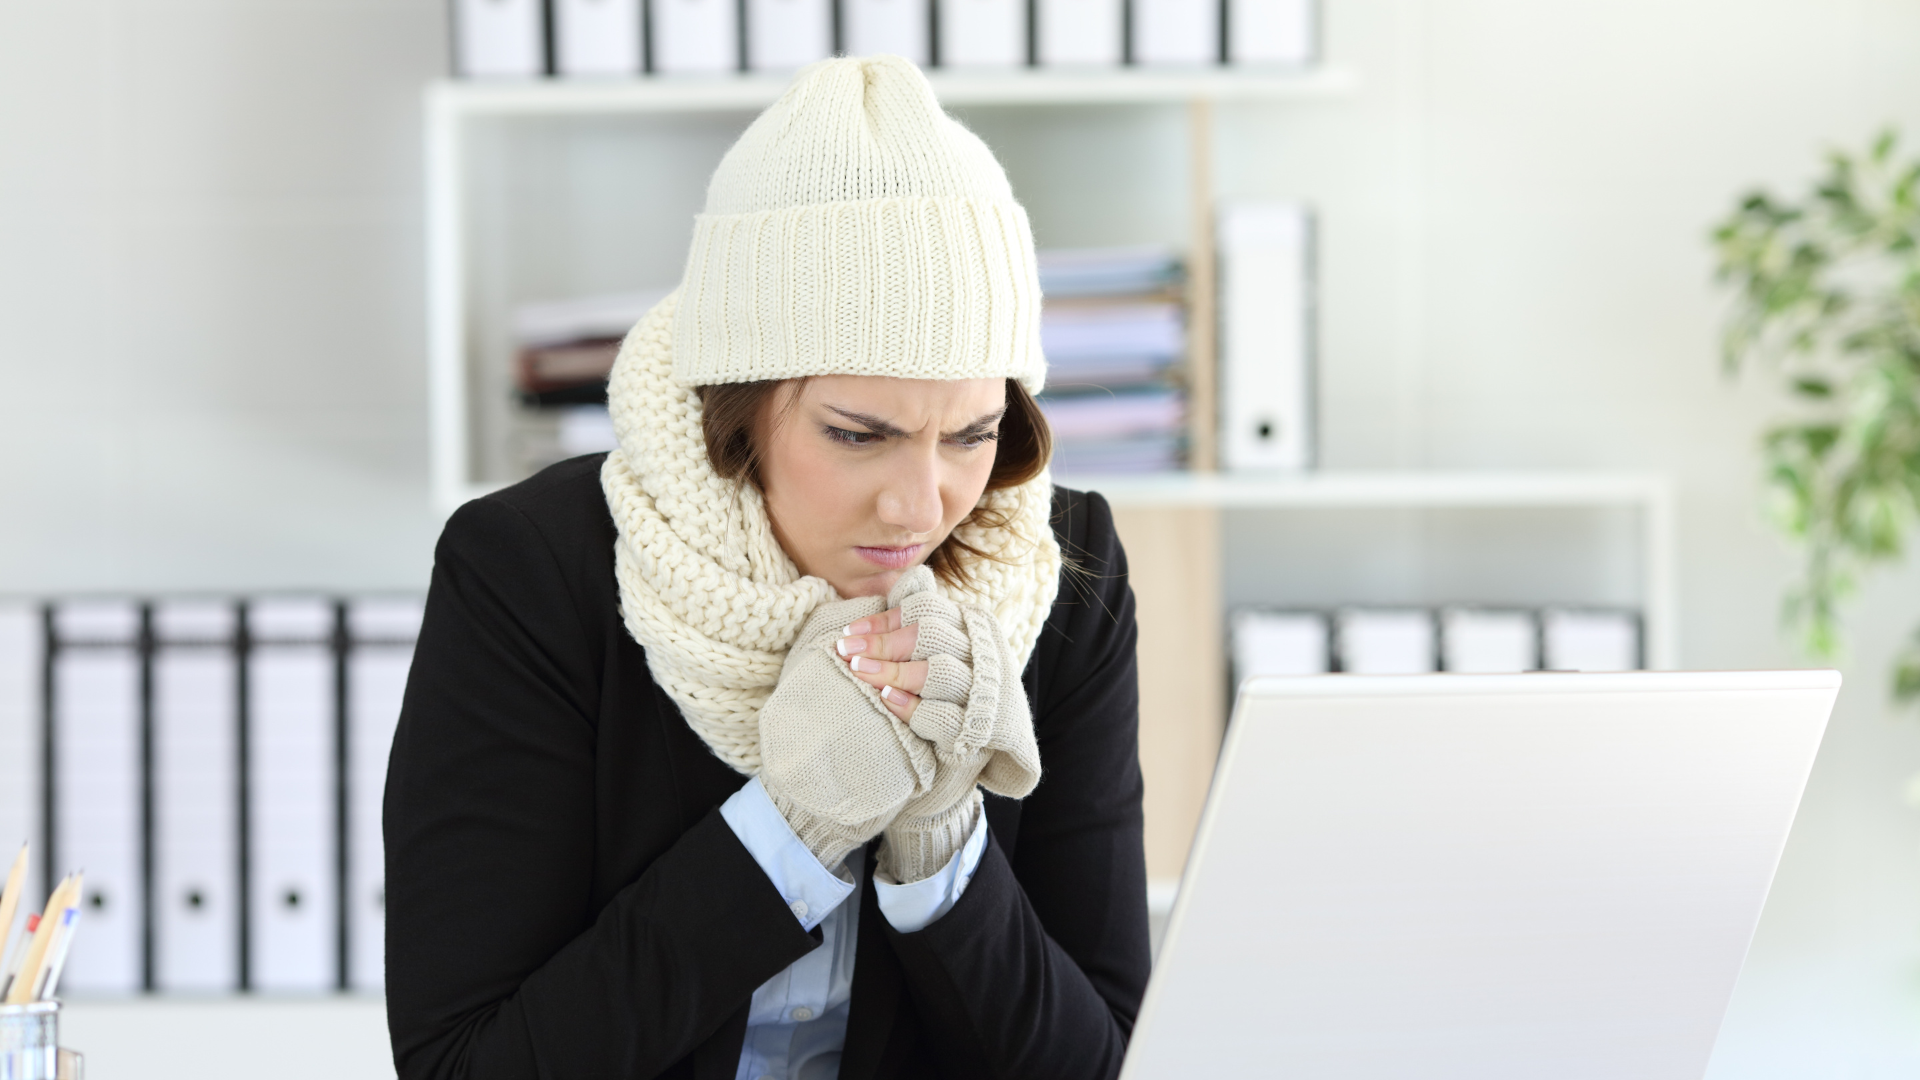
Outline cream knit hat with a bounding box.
[672,54,1046,394]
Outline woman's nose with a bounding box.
[877,452,944,536]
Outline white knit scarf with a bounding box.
[601,291,1063,775]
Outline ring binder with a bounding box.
[0,608,38,918]
[344,599,423,992]
[152,601,239,992]
[246,599,337,992]
[46,602,142,995]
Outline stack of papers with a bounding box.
[1037,246,1184,297]
[1036,248,1188,475]
[511,289,671,407]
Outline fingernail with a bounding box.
[880,685,899,703]
[850,655,877,673]
[836,636,866,657]
[845,619,871,636]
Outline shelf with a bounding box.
[1054,470,1672,509]
[426,66,1358,117]
[1059,469,1678,672]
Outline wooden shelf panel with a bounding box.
[427,67,1358,117]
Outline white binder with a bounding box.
[344,598,424,993]
[1226,0,1313,65]
[1217,201,1314,471]
[247,599,337,992]
[744,0,833,71]
[1542,609,1641,672]
[1229,610,1329,683]
[1036,0,1122,65]
[50,600,143,995]
[1335,609,1436,675]
[1131,0,1217,65]
[937,0,1024,66]
[555,0,644,76]
[452,0,547,78]
[152,601,239,992]
[1440,608,1538,674]
[844,0,930,64]
[654,0,741,73]
[0,606,41,915]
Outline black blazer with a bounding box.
[383,454,1151,1080]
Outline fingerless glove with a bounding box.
[877,567,1041,883]
[758,593,935,870]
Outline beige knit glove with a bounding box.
[759,594,936,870]
[876,567,1041,884]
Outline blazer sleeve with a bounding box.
[383,496,820,1080]
[880,490,1153,1080]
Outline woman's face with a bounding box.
[757,374,1006,598]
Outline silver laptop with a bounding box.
[1122,670,1838,1080]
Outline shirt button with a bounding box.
[791,1006,815,1022]
[788,899,808,919]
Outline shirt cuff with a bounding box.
[720,776,857,932]
[874,804,989,933]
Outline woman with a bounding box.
[384,55,1149,1080]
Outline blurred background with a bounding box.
[2,0,1920,1077]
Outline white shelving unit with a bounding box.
[420,67,1681,878]
[1059,469,1677,668]
[425,66,1358,117]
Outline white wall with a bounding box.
[0,0,445,594]
[3,0,1920,1076]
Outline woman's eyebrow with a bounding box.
[824,406,910,438]
[823,404,1007,438]
[946,406,1008,437]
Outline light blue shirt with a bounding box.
[719,777,989,1080]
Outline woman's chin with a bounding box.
[831,568,904,599]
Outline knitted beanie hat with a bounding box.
[672,54,1046,394]
[601,55,1063,775]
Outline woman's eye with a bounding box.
[946,431,1000,449]
[825,426,882,446]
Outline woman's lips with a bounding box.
[854,544,924,569]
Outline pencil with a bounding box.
[0,912,37,1000]
[0,844,25,976]
[32,904,80,1002]
[30,872,82,1002]
[3,874,76,1005]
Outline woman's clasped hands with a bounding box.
[755,566,1041,884]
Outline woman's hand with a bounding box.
[837,610,927,720]
[757,594,933,871]
[844,568,1043,883]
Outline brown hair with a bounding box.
[696,377,1053,588]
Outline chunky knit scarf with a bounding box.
[601,291,1063,775]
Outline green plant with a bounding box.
[1712,130,1920,699]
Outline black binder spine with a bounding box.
[235,601,252,992]
[138,603,156,993]
[332,601,352,992]
[39,605,55,925]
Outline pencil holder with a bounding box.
[0,1002,80,1080]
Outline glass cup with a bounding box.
[0,1002,80,1080]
